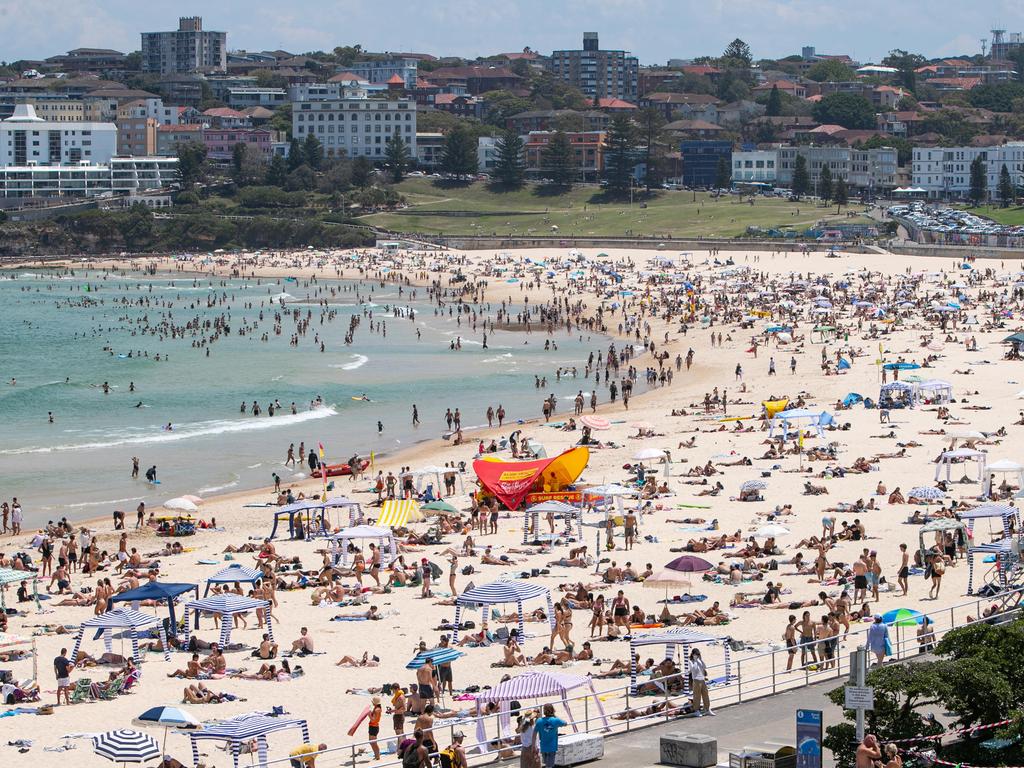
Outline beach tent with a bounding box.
[934,448,987,485]
[916,379,953,404]
[474,447,589,510]
[375,499,424,528]
[918,518,966,564]
[522,501,584,544]
[0,567,39,610]
[268,496,363,539]
[628,627,733,695]
[768,408,834,441]
[0,631,38,682]
[71,608,169,664]
[182,594,272,648]
[983,461,1024,497]
[452,580,554,644]
[958,503,1019,540]
[966,538,1017,595]
[842,392,863,407]
[472,672,609,747]
[879,381,915,409]
[187,712,310,768]
[328,525,396,566]
[109,581,199,636]
[203,564,263,597]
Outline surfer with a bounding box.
[145,465,158,483]
[135,401,144,408]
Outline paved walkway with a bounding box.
[600,674,847,768]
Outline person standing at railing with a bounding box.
[535,703,567,768]
[867,616,890,665]
[689,648,714,716]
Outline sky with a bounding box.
[4,0,1024,65]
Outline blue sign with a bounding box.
[796,709,823,768]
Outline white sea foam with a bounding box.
[330,354,369,371]
[0,407,338,455]
[482,353,514,363]
[198,477,241,494]
[63,495,146,509]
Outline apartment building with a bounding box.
[0,104,116,166]
[912,144,1024,198]
[549,33,639,102]
[156,124,204,156]
[292,94,417,160]
[116,98,179,156]
[203,128,273,160]
[141,17,226,74]
[347,58,419,88]
[415,133,445,168]
[0,156,179,199]
[524,131,607,179]
[227,88,288,110]
[774,145,897,190]
[731,150,777,183]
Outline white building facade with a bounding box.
[731,150,777,183]
[775,145,897,190]
[292,95,416,160]
[912,144,1024,199]
[0,157,179,198]
[0,104,117,166]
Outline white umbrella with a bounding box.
[163,498,198,513]
[632,448,667,461]
[740,479,768,492]
[181,495,204,505]
[756,524,791,537]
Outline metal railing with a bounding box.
[213,584,1024,768]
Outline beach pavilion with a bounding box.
[628,627,733,695]
[328,525,397,566]
[181,594,272,648]
[934,448,987,485]
[109,580,199,637]
[203,563,263,596]
[452,580,554,643]
[187,712,310,768]
[268,496,363,539]
[522,500,584,544]
[70,607,170,664]
[472,671,609,748]
[966,538,1018,595]
[983,460,1024,497]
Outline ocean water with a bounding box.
[0,268,608,528]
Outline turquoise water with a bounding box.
[0,268,607,527]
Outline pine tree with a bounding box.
[969,155,987,205]
[766,84,783,117]
[287,138,303,171]
[792,154,810,197]
[541,131,575,187]
[834,177,848,213]
[818,165,833,202]
[352,156,373,188]
[440,126,478,180]
[303,133,323,171]
[999,163,1015,208]
[637,108,666,191]
[714,156,732,190]
[384,131,411,183]
[603,114,637,196]
[265,153,288,187]
[492,130,525,187]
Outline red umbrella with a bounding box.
[664,555,713,572]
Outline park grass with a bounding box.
[361,178,871,238]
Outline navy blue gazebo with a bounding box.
[203,563,264,596]
[109,581,199,637]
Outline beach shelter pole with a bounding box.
[452,604,463,643]
[560,690,578,733]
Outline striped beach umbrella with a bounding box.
[92,729,161,764]
[406,647,465,669]
[740,479,768,492]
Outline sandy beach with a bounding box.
[2,244,1022,767]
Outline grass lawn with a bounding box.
[361,178,870,238]
[961,205,1024,226]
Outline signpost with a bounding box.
[796,709,823,768]
[848,647,873,741]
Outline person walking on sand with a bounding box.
[897,543,909,596]
[689,647,713,716]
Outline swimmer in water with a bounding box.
[164,422,172,431]
[135,401,144,408]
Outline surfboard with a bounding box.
[347,705,372,737]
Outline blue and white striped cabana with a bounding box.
[187,712,309,768]
[269,496,363,539]
[203,564,264,596]
[71,607,169,664]
[959,503,1019,539]
[453,580,554,643]
[182,594,272,648]
[628,626,733,695]
[967,538,1016,595]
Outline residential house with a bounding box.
[912,144,1024,198]
[731,149,777,183]
[415,132,445,168]
[505,109,610,134]
[347,58,419,88]
[156,124,203,156]
[427,66,522,95]
[524,130,607,179]
[226,88,288,109]
[292,93,417,160]
[202,107,250,129]
[664,119,726,140]
[639,92,720,121]
[0,103,118,166]
[202,128,272,160]
[433,94,485,119]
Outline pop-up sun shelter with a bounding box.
[328,525,396,566]
[983,460,1024,498]
[628,627,733,695]
[934,448,987,485]
[0,566,39,610]
[452,580,554,643]
[474,447,589,510]
[182,594,272,648]
[472,671,609,749]
[268,496,363,539]
[187,712,310,768]
[768,408,833,441]
[203,564,263,597]
[108,580,198,636]
[522,500,584,544]
[71,607,169,664]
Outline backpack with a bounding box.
[438,749,456,768]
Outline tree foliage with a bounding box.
[384,131,411,182]
[721,39,753,69]
[440,126,479,179]
[492,130,525,187]
[540,130,576,187]
[969,155,987,204]
[603,114,637,196]
[714,156,731,189]
[175,141,208,189]
[302,133,323,171]
[792,154,810,197]
[834,177,849,211]
[818,165,833,201]
[812,93,876,129]
[968,82,1024,112]
[765,85,783,116]
[805,60,858,82]
[999,163,1015,207]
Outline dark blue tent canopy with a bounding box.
[109,581,198,636]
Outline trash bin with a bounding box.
[729,744,797,768]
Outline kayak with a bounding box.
[323,459,370,477]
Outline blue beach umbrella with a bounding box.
[881,608,923,626]
[406,647,465,669]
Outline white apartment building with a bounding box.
[226,88,288,109]
[347,58,419,88]
[849,148,898,190]
[292,96,416,160]
[912,144,1024,199]
[775,145,897,190]
[0,156,179,198]
[731,150,777,183]
[0,104,117,166]
[478,136,500,172]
